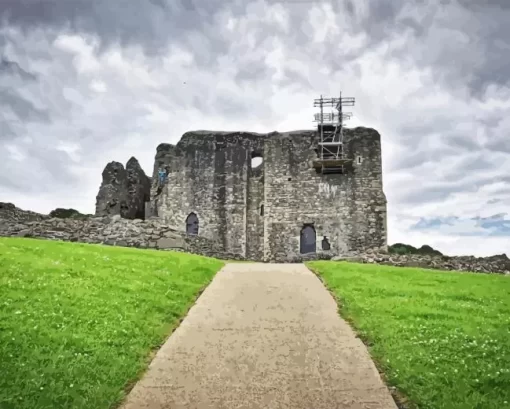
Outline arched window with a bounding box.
[300,224,316,254]
[186,212,199,235]
[260,204,264,216]
[251,152,263,169]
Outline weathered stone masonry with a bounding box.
[95,157,151,219]
[2,202,508,274]
[0,208,243,260]
[0,127,388,263]
[147,127,387,262]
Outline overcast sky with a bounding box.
[1,0,509,256]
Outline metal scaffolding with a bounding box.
[312,91,355,174]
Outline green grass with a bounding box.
[307,261,510,409]
[0,237,224,409]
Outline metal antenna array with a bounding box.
[312,91,355,174]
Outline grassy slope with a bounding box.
[0,238,224,409]
[308,261,510,409]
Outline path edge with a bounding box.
[304,262,414,409]
[111,261,227,409]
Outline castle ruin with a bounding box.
[95,93,387,262]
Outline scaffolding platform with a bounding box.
[313,91,355,174]
[312,158,351,169]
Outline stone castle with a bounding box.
[95,126,387,262]
[3,92,510,273]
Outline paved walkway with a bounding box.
[121,263,397,409]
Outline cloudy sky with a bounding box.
[1,0,509,256]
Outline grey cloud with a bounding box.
[235,59,273,83]
[0,55,47,131]
[2,0,507,101]
[410,214,510,237]
[332,0,510,97]
[481,118,510,153]
[0,88,50,123]
[0,0,233,57]
[0,142,81,195]
[443,154,495,179]
[343,0,355,15]
[0,122,15,140]
[396,172,510,205]
[385,128,477,173]
[444,134,482,152]
[411,217,458,230]
[458,0,510,11]
[398,185,462,205]
[490,184,510,196]
[2,0,509,95]
[353,0,401,35]
[420,1,510,96]
[279,67,312,89]
[0,57,37,80]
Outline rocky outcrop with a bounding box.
[95,157,151,219]
[332,251,510,275]
[0,214,244,260]
[0,202,47,222]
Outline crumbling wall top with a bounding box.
[177,130,317,146]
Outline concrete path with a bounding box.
[121,263,397,409]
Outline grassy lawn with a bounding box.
[0,237,224,409]
[308,261,510,409]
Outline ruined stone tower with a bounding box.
[144,93,387,262]
[95,93,387,262]
[95,157,151,219]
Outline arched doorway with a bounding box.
[186,212,199,235]
[300,225,316,254]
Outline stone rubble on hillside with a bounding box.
[1,202,508,274]
[332,251,510,275]
[0,202,47,223]
[0,204,243,261]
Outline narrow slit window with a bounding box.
[321,236,331,251]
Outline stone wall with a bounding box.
[332,251,510,275]
[0,207,244,260]
[0,202,47,222]
[262,127,387,262]
[151,132,265,257]
[2,204,508,274]
[148,128,387,262]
